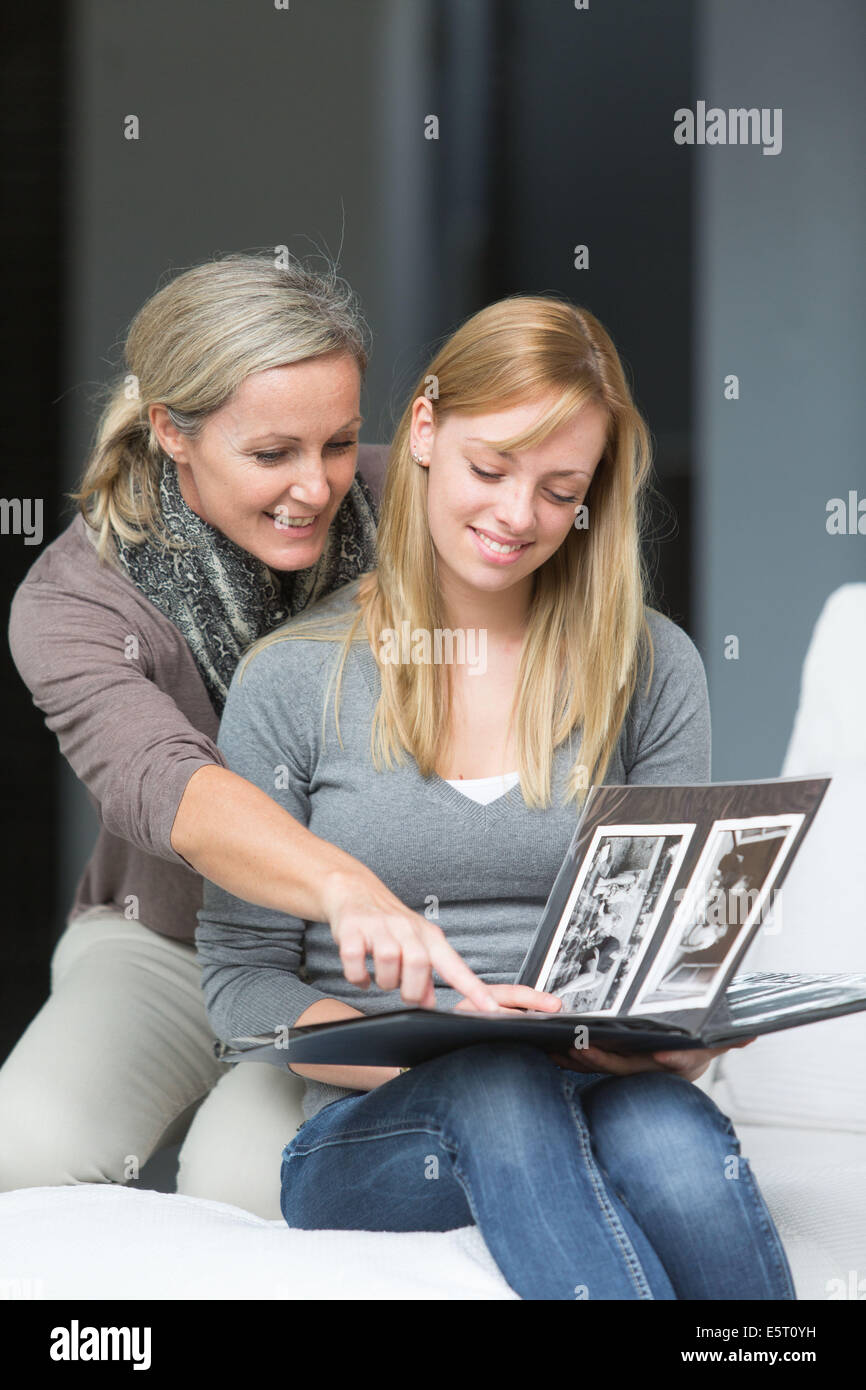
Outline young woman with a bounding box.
[196,295,795,1300]
[1,253,496,1216]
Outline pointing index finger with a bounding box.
[427,934,500,1013]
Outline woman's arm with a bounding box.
[8,571,229,862]
[175,763,497,1010]
[624,614,712,784]
[172,761,402,922]
[9,567,496,1012]
[287,997,401,1091]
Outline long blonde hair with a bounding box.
[239,295,658,811]
[69,252,370,565]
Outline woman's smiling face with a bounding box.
[410,393,609,597]
[150,352,362,571]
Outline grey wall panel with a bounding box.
[695,0,866,780]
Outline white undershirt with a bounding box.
[444,771,520,805]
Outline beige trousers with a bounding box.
[0,906,306,1219]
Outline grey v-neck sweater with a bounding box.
[195,581,712,1121]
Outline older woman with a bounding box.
[1,253,495,1216]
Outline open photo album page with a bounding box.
[529,804,808,1019]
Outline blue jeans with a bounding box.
[280,1042,796,1301]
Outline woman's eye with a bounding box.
[468,462,503,481]
[254,440,356,465]
[469,461,578,505]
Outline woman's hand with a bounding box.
[547,1036,758,1084]
[454,984,565,1016]
[321,870,502,1014]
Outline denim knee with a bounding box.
[582,1070,740,1192]
[588,1067,734,1131]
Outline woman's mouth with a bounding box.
[469,525,532,564]
[262,510,320,536]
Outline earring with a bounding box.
[411,449,425,464]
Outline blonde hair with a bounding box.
[239,294,659,812]
[69,252,371,565]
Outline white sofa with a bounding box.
[1,585,864,1300]
[697,582,866,1300]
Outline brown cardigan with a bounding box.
[8,445,388,942]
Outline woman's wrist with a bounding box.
[318,863,381,922]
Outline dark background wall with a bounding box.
[2,0,863,1066]
[695,0,866,780]
[1,5,66,1062]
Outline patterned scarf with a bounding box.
[113,455,378,716]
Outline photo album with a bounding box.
[217,775,866,1068]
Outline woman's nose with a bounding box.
[283,457,332,508]
[493,487,535,536]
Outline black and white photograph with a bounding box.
[634,816,804,1013]
[533,827,693,1014]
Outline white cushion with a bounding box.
[3,1131,864,1300]
[0,1185,516,1300]
[734,1124,866,1299]
[709,584,866,1131]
